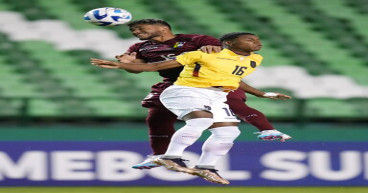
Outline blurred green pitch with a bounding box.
[0,187,367,193]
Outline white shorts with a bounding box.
[159,85,239,123]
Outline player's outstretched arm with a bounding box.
[239,81,265,97]
[239,82,292,100]
[91,58,182,72]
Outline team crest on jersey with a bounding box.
[173,42,186,48]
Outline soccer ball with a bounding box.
[83,7,132,26]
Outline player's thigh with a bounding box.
[160,86,212,119]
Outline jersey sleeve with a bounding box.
[175,51,203,66]
[193,35,221,47]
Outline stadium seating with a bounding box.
[0,0,367,120]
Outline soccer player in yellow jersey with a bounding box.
[173,46,262,90]
[91,32,284,185]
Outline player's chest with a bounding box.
[139,42,198,61]
[206,56,256,73]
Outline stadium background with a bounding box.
[0,0,367,192]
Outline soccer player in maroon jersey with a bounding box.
[116,19,291,169]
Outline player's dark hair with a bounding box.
[128,19,172,30]
[219,32,255,43]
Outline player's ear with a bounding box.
[224,40,232,47]
[161,26,170,32]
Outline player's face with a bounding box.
[232,35,262,52]
[129,24,165,40]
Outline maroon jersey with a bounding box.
[126,34,221,107]
[127,34,221,82]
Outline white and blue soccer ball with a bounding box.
[83,7,132,26]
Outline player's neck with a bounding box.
[229,49,251,56]
[151,34,176,42]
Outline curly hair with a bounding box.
[219,32,255,43]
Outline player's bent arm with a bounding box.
[239,81,265,97]
[91,58,182,72]
[239,81,292,100]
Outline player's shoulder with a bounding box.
[175,34,217,40]
[177,50,205,61]
[250,52,263,59]
[249,52,263,64]
[181,50,203,56]
[130,40,151,47]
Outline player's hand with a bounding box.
[199,45,222,54]
[262,92,292,100]
[91,58,120,69]
[115,52,137,63]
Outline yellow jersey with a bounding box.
[174,49,263,91]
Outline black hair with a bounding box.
[219,32,255,43]
[127,19,172,30]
